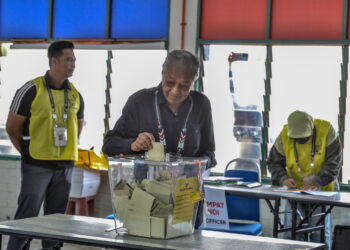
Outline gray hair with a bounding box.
[162,50,200,80]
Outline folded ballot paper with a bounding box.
[112,175,199,238]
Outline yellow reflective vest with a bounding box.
[281,119,334,191]
[29,76,80,161]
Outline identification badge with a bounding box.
[54,126,68,147]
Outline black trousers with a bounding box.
[7,162,72,250]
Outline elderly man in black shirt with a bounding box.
[102,49,216,169]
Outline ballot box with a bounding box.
[107,155,207,239]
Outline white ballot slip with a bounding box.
[148,142,165,161]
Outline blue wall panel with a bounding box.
[111,0,169,39]
[0,0,49,38]
[53,0,107,39]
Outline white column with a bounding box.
[168,0,199,54]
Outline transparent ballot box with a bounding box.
[107,156,207,239]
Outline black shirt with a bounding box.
[102,84,216,169]
[9,72,84,168]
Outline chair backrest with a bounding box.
[224,158,261,223]
[225,169,259,182]
[225,158,261,182]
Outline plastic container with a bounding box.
[107,155,207,239]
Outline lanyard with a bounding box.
[293,127,316,170]
[46,81,69,124]
[154,90,193,155]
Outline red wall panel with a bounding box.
[271,0,343,40]
[200,0,266,40]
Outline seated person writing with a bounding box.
[267,110,342,249]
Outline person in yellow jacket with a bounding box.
[6,41,84,250]
[268,110,342,249]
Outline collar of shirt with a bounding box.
[44,71,71,90]
[156,83,191,116]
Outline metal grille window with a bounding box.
[203,45,266,173]
[269,46,341,179]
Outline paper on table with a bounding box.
[303,191,337,197]
[234,181,262,188]
[272,187,337,197]
[203,176,242,184]
[148,142,165,161]
[271,188,301,194]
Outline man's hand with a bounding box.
[131,132,155,152]
[282,178,297,189]
[300,182,319,191]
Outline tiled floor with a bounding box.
[1,235,102,249]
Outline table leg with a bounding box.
[304,204,310,241]
[291,200,297,240]
[273,198,281,238]
[78,199,87,216]
[0,233,2,250]
[320,205,325,243]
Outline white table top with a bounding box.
[207,184,350,207]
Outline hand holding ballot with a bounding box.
[131,132,155,152]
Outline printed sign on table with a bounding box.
[203,186,229,230]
